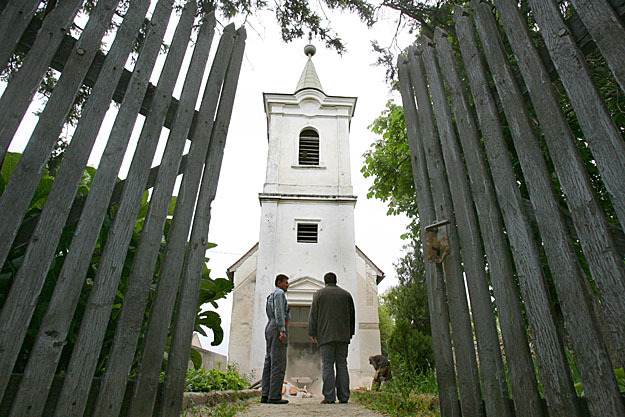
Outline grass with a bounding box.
[353,390,440,417]
[353,366,440,417]
[181,399,253,417]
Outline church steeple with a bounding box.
[295,42,323,93]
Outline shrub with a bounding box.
[185,365,249,392]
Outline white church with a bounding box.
[227,44,384,394]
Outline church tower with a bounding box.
[227,44,384,394]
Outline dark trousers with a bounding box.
[261,321,287,400]
[319,341,350,402]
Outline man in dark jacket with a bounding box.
[261,274,290,404]
[308,272,355,404]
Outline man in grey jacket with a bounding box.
[261,274,290,404]
[308,272,355,404]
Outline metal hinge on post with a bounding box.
[425,220,450,263]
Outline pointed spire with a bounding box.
[295,39,323,93]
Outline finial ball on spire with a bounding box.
[304,44,316,57]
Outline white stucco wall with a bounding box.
[262,90,356,197]
[228,77,381,390]
[227,249,258,373]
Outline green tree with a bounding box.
[383,240,434,374]
[377,300,394,357]
[363,100,420,237]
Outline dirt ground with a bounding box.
[236,396,384,416]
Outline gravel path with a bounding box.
[236,396,384,416]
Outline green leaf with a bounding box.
[189,347,203,370]
[1,153,21,185]
[168,196,177,216]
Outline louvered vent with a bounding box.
[298,129,319,165]
[297,223,318,243]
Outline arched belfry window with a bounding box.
[298,129,319,166]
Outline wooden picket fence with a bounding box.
[397,0,625,416]
[0,1,245,416]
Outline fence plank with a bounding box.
[407,47,483,417]
[0,0,123,406]
[11,15,205,150]
[12,153,190,251]
[4,0,152,414]
[421,34,510,417]
[463,4,624,416]
[0,0,119,271]
[129,22,236,417]
[91,9,215,417]
[0,0,83,166]
[528,0,625,232]
[157,27,246,417]
[52,2,191,415]
[570,0,625,93]
[398,56,460,417]
[472,2,584,415]
[435,23,549,417]
[0,0,102,269]
[452,8,545,417]
[1,0,172,408]
[0,0,40,71]
[492,0,625,369]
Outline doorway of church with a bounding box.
[286,305,322,396]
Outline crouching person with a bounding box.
[369,354,392,391]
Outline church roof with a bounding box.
[294,45,324,93]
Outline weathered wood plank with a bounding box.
[570,0,625,94]
[2,0,171,408]
[129,22,235,417]
[89,4,202,417]
[0,0,123,406]
[398,56,460,417]
[407,46,483,417]
[435,23,546,417]
[10,17,200,150]
[0,0,119,270]
[0,0,40,71]
[521,199,625,258]
[7,0,623,168]
[528,0,625,234]
[472,2,583,415]
[51,1,187,415]
[4,0,150,411]
[461,4,624,416]
[493,0,625,371]
[0,0,83,165]
[452,9,544,417]
[157,27,246,417]
[5,1,152,414]
[421,33,510,417]
[12,153,190,251]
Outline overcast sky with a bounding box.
[3,2,414,357]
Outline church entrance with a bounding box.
[286,305,322,395]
